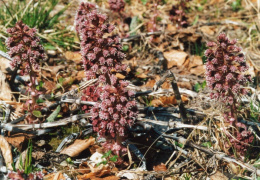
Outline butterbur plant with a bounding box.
[205,33,251,124]
[205,33,254,157]
[76,2,137,159]
[108,0,125,13]
[169,0,190,28]
[6,21,46,123]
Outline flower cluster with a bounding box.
[6,21,46,75]
[225,123,254,157]
[169,0,190,28]
[81,86,102,113]
[205,33,254,158]
[91,80,137,138]
[6,21,46,123]
[75,3,127,81]
[108,0,125,13]
[8,170,43,180]
[205,33,251,107]
[76,2,137,157]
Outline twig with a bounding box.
[1,114,90,132]
[138,118,208,131]
[164,134,260,176]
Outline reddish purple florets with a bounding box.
[6,21,46,75]
[205,33,254,158]
[225,122,254,157]
[169,0,190,28]
[76,2,138,157]
[75,3,125,80]
[108,0,125,12]
[205,33,251,106]
[91,81,137,138]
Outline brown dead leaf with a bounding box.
[44,81,56,94]
[116,73,125,79]
[32,151,45,161]
[153,163,167,172]
[76,70,86,81]
[164,50,188,68]
[227,162,240,175]
[0,70,15,102]
[177,82,192,90]
[77,175,119,180]
[145,79,156,88]
[190,65,206,76]
[65,51,82,64]
[245,60,256,77]
[89,145,104,155]
[209,171,228,180]
[188,55,203,69]
[162,81,171,89]
[44,171,66,180]
[48,65,65,76]
[200,26,215,36]
[0,135,13,170]
[77,161,91,174]
[77,164,111,179]
[209,0,224,5]
[61,137,95,157]
[166,24,177,32]
[151,95,189,107]
[5,134,27,151]
[0,56,11,73]
[136,73,148,79]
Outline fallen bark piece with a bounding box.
[61,137,95,157]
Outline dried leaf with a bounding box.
[5,134,27,151]
[0,135,13,170]
[46,65,65,76]
[177,82,192,90]
[161,82,171,89]
[116,73,125,79]
[44,81,56,94]
[0,70,15,101]
[209,171,228,180]
[61,137,95,157]
[151,95,189,107]
[166,24,177,32]
[136,73,148,79]
[190,65,206,76]
[153,163,167,172]
[0,56,11,73]
[145,79,156,88]
[78,175,118,180]
[164,50,188,68]
[188,55,203,69]
[65,51,82,64]
[76,71,86,81]
[44,171,66,180]
[77,164,111,179]
[15,149,27,170]
[200,26,215,36]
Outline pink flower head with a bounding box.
[76,2,138,158]
[6,21,45,74]
[108,0,125,12]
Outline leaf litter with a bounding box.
[0,0,260,179]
